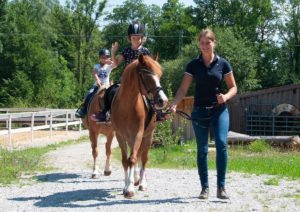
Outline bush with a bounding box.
[153,119,183,148]
[248,139,270,153]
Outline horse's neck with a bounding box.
[120,67,141,102]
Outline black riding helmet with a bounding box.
[99,48,110,57]
[128,21,145,36]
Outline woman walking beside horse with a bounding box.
[170,29,237,199]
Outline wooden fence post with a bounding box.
[8,114,12,150]
[31,113,34,143]
[6,110,8,129]
[50,112,53,138]
[66,111,68,131]
[79,118,82,133]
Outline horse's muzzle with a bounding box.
[154,90,168,110]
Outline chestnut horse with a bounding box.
[111,54,168,198]
[82,89,115,178]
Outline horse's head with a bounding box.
[137,54,168,110]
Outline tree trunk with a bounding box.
[227,131,300,149]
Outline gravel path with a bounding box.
[0,137,300,212]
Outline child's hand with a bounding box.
[111,42,119,54]
[104,58,113,65]
[97,80,102,87]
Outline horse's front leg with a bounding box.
[89,131,99,179]
[125,133,144,198]
[104,131,114,176]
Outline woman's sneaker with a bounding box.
[217,187,229,199]
[198,187,209,199]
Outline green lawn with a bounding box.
[113,140,300,179]
[0,136,88,185]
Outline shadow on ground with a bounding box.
[36,173,81,182]
[10,188,189,208]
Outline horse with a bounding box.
[81,88,115,179]
[110,54,168,198]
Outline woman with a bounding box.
[170,29,237,199]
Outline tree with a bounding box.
[161,27,260,97]
[275,0,300,82]
[0,0,77,107]
[66,0,107,93]
[156,0,196,60]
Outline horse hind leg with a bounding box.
[104,132,114,176]
[90,131,99,179]
[138,134,153,191]
[133,151,143,186]
[134,160,140,186]
[139,149,149,191]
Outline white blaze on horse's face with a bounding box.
[152,75,168,110]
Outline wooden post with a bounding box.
[31,113,34,143]
[50,112,53,138]
[8,114,12,150]
[5,110,8,129]
[66,111,68,131]
[79,118,82,133]
[45,114,47,125]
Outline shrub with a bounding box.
[248,139,270,153]
[153,119,183,147]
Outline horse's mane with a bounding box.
[121,55,162,86]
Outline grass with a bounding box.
[0,136,88,185]
[113,139,300,179]
[264,177,280,186]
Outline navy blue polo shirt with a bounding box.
[185,55,233,107]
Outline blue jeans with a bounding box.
[191,105,229,188]
[84,85,99,106]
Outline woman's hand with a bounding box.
[169,104,177,113]
[216,93,228,104]
[111,42,119,54]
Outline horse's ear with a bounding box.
[153,52,159,61]
[138,53,146,65]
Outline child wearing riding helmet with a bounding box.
[75,48,115,118]
[91,21,151,122]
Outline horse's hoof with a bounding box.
[138,185,146,191]
[124,191,135,199]
[91,174,97,179]
[104,171,111,176]
[134,180,140,186]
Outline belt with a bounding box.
[202,103,225,109]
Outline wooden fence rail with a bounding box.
[0,109,82,149]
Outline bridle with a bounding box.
[136,65,163,104]
[136,64,198,122]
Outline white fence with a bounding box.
[0,109,82,149]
